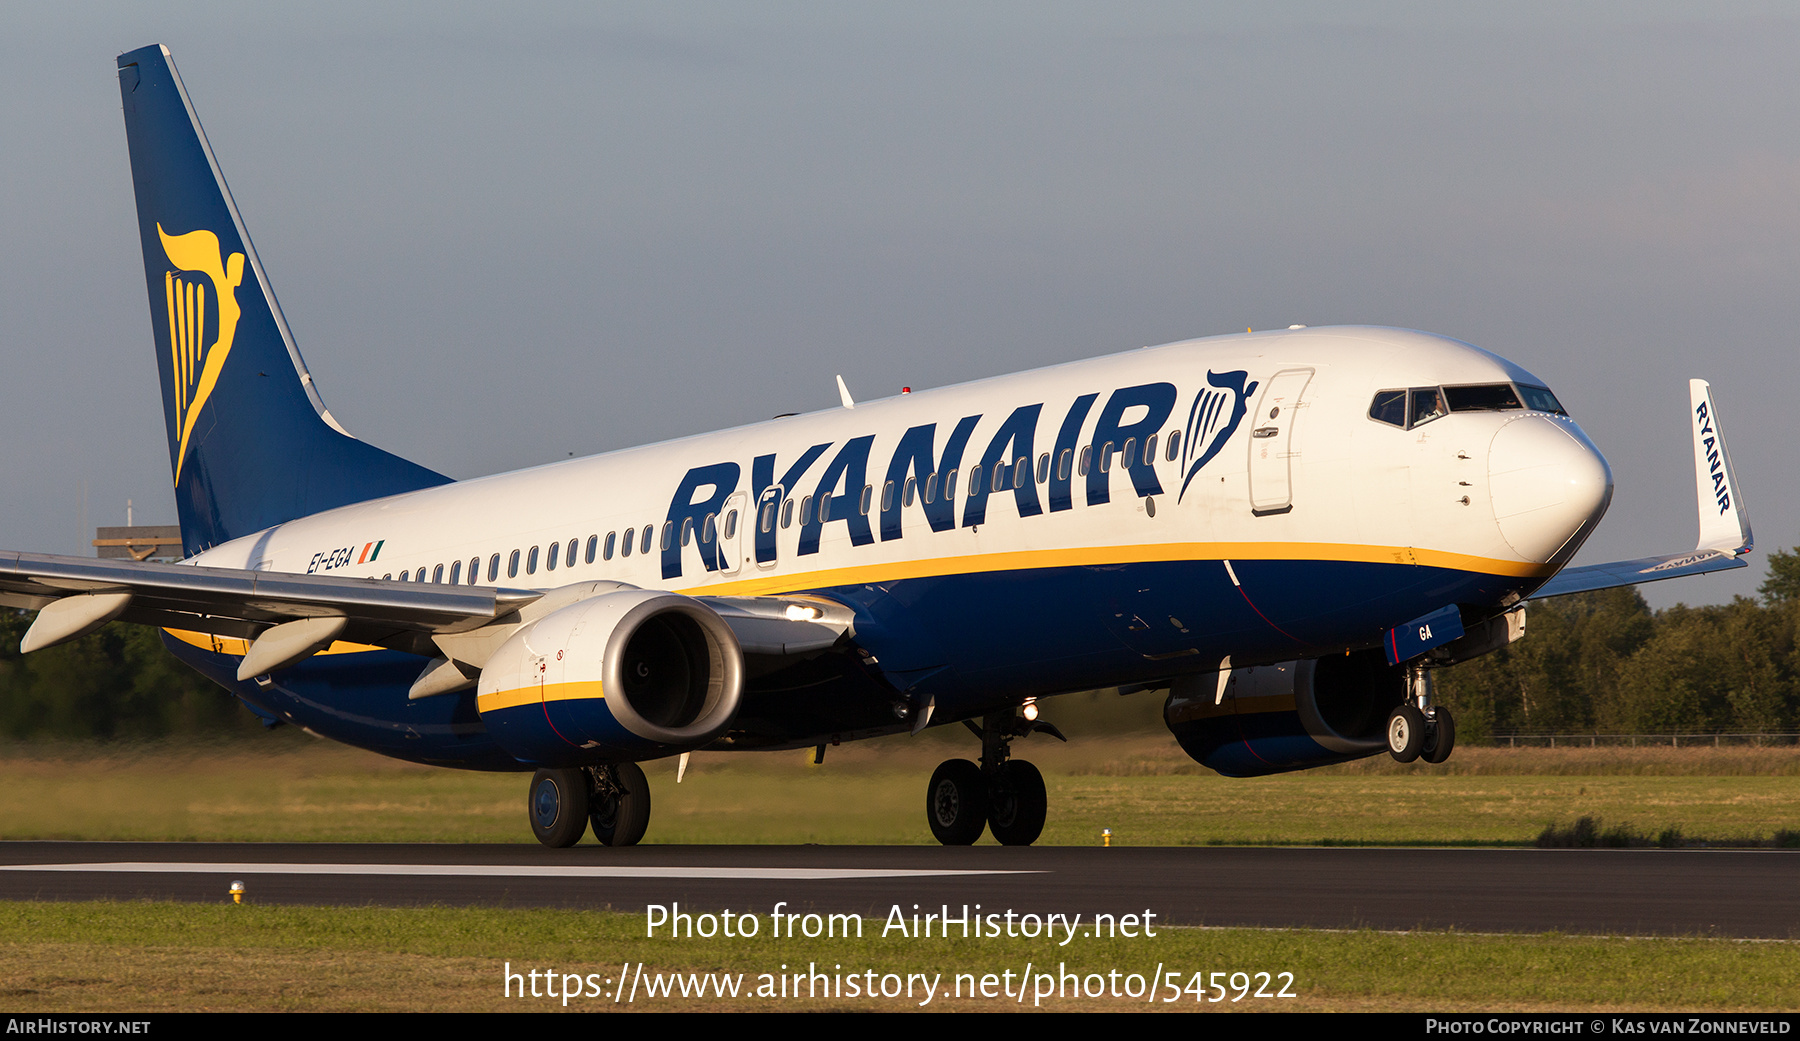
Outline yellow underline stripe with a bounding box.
[680,541,1551,598]
[477,680,605,713]
[165,542,1546,659]
[161,629,384,658]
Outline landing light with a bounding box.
[784,604,823,621]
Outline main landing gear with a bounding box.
[927,707,1065,846]
[528,762,652,848]
[1386,665,1456,765]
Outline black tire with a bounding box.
[529,768,590,848]
[1421,705,1457,765]
[987,760,1047,847]
[926,759,987,845]
[1386,704,1426,763]
[590,761,652,847]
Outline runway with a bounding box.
[1,842,1795,937]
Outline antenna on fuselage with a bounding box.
[836,374,856,409]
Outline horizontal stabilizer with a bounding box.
[1530,379,1752,600]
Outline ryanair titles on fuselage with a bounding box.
[656,372,1253,581]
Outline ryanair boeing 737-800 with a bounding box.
[0,46,1754,847]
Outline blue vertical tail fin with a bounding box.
[117,44,451,556]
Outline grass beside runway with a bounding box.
[0,730,1797,846]
[0,901,1794,1012]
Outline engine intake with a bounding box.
[1164,649,1405,776]
[477,590,743,765]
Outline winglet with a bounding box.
[1527,379,1753,600]
[1690,379,1752,555]
[836,374,856,410]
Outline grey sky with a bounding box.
[3,3,1795,607]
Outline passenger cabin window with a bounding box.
[507,550,520,578]
[415,568,426,583]
[641,526,653,555]
[1036,453,1051,483]
[586,536,598,564]
[526,546,539,574]
[604,532,616,560]
[488,554,500,581]
[468,558,480,584]
[432,564,444,583]
[449,561,461,584]
[1165,430,1180,461]
[566,539,578,568]
[545,543,558,571]
[621,528,634,557]
[723,511,738,540]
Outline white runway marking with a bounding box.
[0,862,1041,880]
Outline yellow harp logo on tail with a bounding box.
[158,223,245,484]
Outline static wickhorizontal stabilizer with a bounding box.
[1530,379,1752,600]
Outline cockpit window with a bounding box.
[1517,384,1567,414]
[1443,383,1523,413]
[1368,390,1407,427]
[1409,387,1445,427]
[1370,381,1569,429]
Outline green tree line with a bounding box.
[5,550,1800,742]
[1437,550,1800,738]
[0,611,258,740]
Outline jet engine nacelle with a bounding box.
[476,590,744,767]
[1164,649,1405,777]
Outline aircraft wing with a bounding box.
[0,551,542,653]
[1530,379,1752,600]
[0,551,851,686]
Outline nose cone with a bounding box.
[1488,416,1613,563]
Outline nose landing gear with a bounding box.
[1386,665,1456,765]
[925,708,1064,846]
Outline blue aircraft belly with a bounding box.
[163,555,1530,769]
